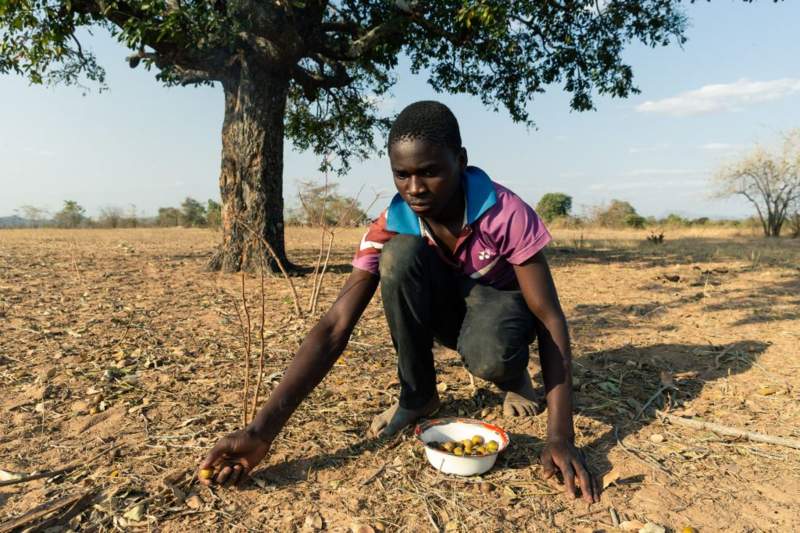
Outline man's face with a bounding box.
[388,138,467,220]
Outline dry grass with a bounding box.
[1,227,799,532]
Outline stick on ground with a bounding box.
[656,410,800,450]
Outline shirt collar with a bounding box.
[385,166,497,235]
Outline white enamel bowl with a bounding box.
[415,418,510,476]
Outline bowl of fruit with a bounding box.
[415,417,509,476]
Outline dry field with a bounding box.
[1,226,799,532]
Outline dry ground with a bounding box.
[1,226,799,532]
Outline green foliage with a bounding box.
[157,207,181,227]
[624,213,646,229]
[536,193,572,223]
[53,200,86,228]
[206,199,221,229]
[592,199,643,228]
[662,213,688,227]
[180,197,206,227]
[1,0,691,171]
[287,180,368,227]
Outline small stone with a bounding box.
[649,433,665,443]
[123,503,145,522]
[620,521,645,531]
[304,512,323,530]
[350,524,375,533]
[185,494,203,509]
[639,523,666,533]
[480,482,493,494]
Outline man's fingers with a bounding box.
[228,465,243,487]
[540,452,556,479]
[216,465,233,485]
[555,457,577,498]
[572,459,594,503]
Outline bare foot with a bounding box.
[503,370,543,417]
[368,394,440,438]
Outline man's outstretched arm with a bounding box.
[513,252,599,503]
[199,268,379,486]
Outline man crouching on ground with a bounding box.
[199,101,598,503]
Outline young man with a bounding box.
[199,101,598,502]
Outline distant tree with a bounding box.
[592,199,644,228]
[157,207,181,227]
[536,193,573,223]
[789,212,800,238]
[15,205,50,227]
[123,204,140,228]
[53,200,86,228]
[293,180,368,227]
[0,1,692,270]
[662,213,688,227]
[98,206,124,228]
[180,197,207,227]
[206,199,222,229]
[714,130,800,237]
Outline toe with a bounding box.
[503,401,516,417]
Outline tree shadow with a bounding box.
[570,340,769,481]
[547,236,799,270]
[701,277,800,326]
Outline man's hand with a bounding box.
[198,428,271,487]
[540,438,599,503]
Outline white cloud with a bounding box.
[623,168,702,177]
[589,178,708,192]
[700,142,745,151]
[628,143,671,154]
[636,78,800,116]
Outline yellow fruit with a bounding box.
[681,528,698,533]
[471,435,484,445]
[486,440,499,452]
[198,469,213,480]
[453,447,464,456]
[442,441,455,452]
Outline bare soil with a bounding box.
[1,227,799,532]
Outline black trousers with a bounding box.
[379,235,537,409]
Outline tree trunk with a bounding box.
[208,61,291,272]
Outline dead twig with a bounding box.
[240,271,252,427]
[310,230,335,315]
[656,410,800,450]
[235,217,302,317]
[0,489,101,532]
[0,443,123,488]
[250,249,268,422]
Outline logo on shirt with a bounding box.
[477,249,495,261]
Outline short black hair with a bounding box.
[388,100,462,152]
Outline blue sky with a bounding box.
[1,2,799,220]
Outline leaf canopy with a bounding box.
[2,0,690,170]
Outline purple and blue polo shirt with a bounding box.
[352,166,552,289]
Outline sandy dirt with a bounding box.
[1,226,799,532]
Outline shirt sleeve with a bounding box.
[497,194,552,265]
[352,210,395,275]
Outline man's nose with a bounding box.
[408,175,427,196]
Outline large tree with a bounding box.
[2,0,691,271]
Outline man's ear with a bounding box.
[458,147,468,172]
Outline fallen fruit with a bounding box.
[198,469,213,480]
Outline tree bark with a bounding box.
[208,60,291,272]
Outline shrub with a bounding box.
[291,180,368,227]
[536,193,573,222]
[591,199,642,228]
[53,200,87,228]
